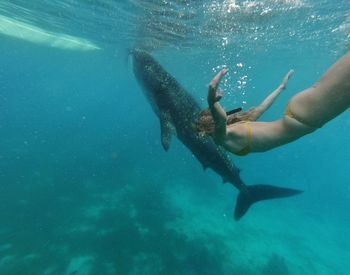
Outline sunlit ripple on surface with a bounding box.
[0,0,348,53]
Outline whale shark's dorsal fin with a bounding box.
[160,112,174,151]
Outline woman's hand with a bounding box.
[208,68,229,106]
[280,69,294,89]
[207,68,229,138]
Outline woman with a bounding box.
[198,51,350,156]
[195,69,294,140]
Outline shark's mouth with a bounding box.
[0,14,100,51]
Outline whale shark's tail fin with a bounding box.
[234,184,303,220]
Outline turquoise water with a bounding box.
[0,1,349,274]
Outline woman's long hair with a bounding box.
[193,107,257,136]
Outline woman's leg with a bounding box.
[290,51,350,127]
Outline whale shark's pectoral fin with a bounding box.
[160,112,174,151]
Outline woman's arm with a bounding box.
[207,68,229,139]
[248,70,294,121]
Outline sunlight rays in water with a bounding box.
[0,14,100,51]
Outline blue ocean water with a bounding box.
[0,1,349,274]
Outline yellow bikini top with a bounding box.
[234,122,251,156]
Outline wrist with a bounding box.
[208,101,215,108]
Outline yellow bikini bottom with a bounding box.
[285,102,297,120]
[285,102,317,128]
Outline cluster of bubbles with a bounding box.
[211,62,250,107]
[198,0,307,105]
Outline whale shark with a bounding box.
[131,49,302,220]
